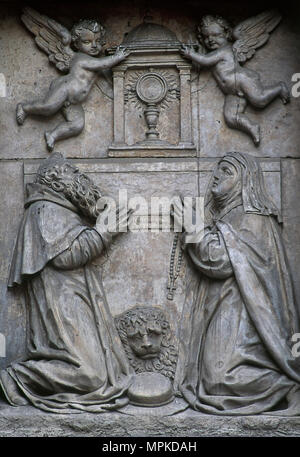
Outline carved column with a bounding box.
[112,67,126,145]
[178,66,193,147]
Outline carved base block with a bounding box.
[108,143,196,158]
[1,398,300,437]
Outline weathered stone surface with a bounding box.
[1,2,299,159]
[20,157,281,328]
[0,161,26,370]
[0,0,300,435]
[282,158,300,311]
[1,398,300,437]
[23,158,199,332]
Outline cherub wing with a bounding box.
[21,7,74,72]
[232,10,282,63]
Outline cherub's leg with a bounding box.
[16,82,67,125]
[224,95,260,146]
[44,104,85,151]
[240,74,290,108]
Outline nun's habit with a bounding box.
[175,152,300,415]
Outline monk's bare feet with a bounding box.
[280,82,290,104]
[252,124,260,147]
[45,131,55,152]
[16,103,26,125]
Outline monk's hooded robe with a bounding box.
[0,182,133,413]
[174,152,300,415]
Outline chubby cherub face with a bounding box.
[75,29,104,56]
[202,22,228,50]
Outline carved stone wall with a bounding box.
[0,0,300,435]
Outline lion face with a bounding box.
[115,306,178,380]
[126,320,164,359]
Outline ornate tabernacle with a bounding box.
[107,15,197,157]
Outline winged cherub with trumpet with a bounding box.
[16,7,129,151]
[181,10,289,146]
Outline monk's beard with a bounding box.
[63,174,101,220]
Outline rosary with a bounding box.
[167,233,183,300]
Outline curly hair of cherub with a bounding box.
[71,19,106,44]
[198,14,233,42]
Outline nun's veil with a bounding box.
[205,152,281,224]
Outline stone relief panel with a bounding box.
[0,3,299,160]
[0,152,297,417]
[0,0,300,432]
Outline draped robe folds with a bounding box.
[175,203,300,415]
[0,183,133,413]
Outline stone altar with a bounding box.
[0,0,300,437]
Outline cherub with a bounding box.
[181,10,289,145]
[16,7,129,151]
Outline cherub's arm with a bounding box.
[181,45,223,67]
[82,48,129,72]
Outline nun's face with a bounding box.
[211,160,241,200]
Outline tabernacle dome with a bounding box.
[122,16,180,48]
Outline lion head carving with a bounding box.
[115,306,178,380]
